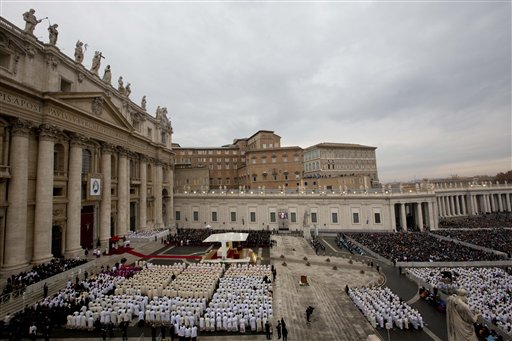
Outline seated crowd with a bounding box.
[432,229,512,256]
[167,228,271,247]
[406,267,512,337]
[349,286,424,330]
[439,214,512,229]
[310,238,325,254]
[337,233,365,255]
[128,228,169,239]
[1,257,88,297]
[345,232,505,262]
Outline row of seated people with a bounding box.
[128,228,169,239]
[66,262,224,330]
[203,264,273,332]
[337,233,365,255]
[406,267,512,337]
[349,286,424,330]
[439,214,512,229]
[310,238,325,254]
[345,232,505,262]
[167,228,271,247]
[432,229,512,256]
[1,257,88,297]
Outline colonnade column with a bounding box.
[3,120,31,270]
[139,156,147,230]
[505,193,511,212]
[437,198,443,218]
[117,149,129,236]
[460,195,467,215]
[417,202,424,231]
[155,161,163,227]
[390,204,397,231]
[164,165,172,227]
[32,124,60,264]
[485,194,491,213]
[449,196,455,217]
[400,203,407,231]
[467,194,474,215]
[100,143,113,245]
[497,193,503,212]
[428,201,436,229]
[444,196,450,216]
[65,134,86,257]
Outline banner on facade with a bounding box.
[90,178,101,196]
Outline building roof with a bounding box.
[305,142,376,150]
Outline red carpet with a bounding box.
[126,249,202,260]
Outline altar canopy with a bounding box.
[203,232,249,260]
[203,232,249,243]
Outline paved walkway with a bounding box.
[9,236,450,341]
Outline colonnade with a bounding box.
[393,201,437,231]
[437,192,512,218]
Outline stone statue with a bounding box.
[125,83,131,97]
[74,40,84,63]
[102,65,112,84]
[446,289,479,341]
[141,96,147,110]
[23,9,42,35]
[156,106,168,121]
[118,76,125,94]
[90,51,103,75]
[48,24,58,45]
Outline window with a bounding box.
[193,211,199,221]
[253,175,257,181]
[332,212,338,223]
[230,211,236,222]
[0,51,11,70]
[262,144,266,149]
[374,212,381,224]
[353,212,360,224]
[290,212,296,223]
[250,212,256,222]
[53,187,63,196]
[211,211,217,222]
[311,212,317,223]
[82,149,91,174]
[60,78,72,92]
[270,212,276,222]
[147,127,152,139]
[161,132,167,144]
[175,211,181,221]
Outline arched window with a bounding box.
[82,149,91,174]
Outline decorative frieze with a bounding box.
[91,97,104,115]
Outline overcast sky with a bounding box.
[1,1,510,183]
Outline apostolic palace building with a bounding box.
[0,14,511,274]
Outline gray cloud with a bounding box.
[1,1,509,182]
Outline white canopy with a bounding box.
[203,232,249,243]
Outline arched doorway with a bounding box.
[52,225,63,257]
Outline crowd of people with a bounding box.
[336,233,365,255]
[310,238,325,254]
[166,228,272,247]
[1,257,88,298]
[432,229,512,256]
[439,214,512,229]
[349,286,424,330]
[345,232,505,262]
[406,267,512,337]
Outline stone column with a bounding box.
[164,165,172,227]
[390,204,397,231]
[460,195,467,215]
[4,120,31,270]
[467,194,473,215]
[117,149,129,236]
[65,134,87,257]
[100,143,114,245]
[449,196,455,217]
[400,203,407,231]
[474,195,480,214]
[441,196,446,217]
[505,193,511,212]
[497,193,503,212]
[139,156,147,230]
[155,161,163,227]
[32,124,60,264]
[416,202,424,231]
[443,196,449,216]
[427,201,436,229]
[437,198,443,218]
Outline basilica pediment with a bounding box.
[46,92,133,132]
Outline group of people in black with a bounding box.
[264,317,288,340]
[345,232,506,262]
[1,257,87,299]
[166,228,272,247]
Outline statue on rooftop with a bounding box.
[141,96,147,111]
[102,65,112,84]
[125,83,131,97]
[90,51,103,75]
[23,9,42,35]
[74,40,84,63]
[48,23,58,45]
[118,76,125,94]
